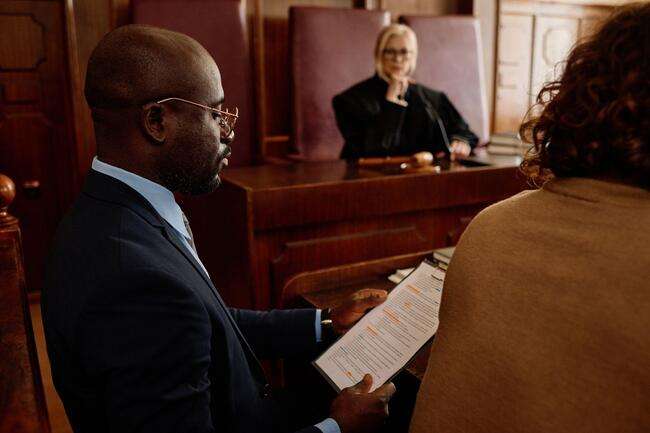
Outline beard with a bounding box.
[157,129,229,195]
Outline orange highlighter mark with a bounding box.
[407,284,421,295]
[383,307,400,324]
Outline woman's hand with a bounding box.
[450,140,471,161]
[386,76,410,105]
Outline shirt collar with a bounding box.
[91,157,191,240]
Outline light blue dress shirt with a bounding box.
[92,157,208,275]
[90,157,340,433]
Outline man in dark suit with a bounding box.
[42,25,395,433]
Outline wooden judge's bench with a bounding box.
[184,153,526,311]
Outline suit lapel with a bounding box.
[162,225,215,294]
[84,170,268,385]
[161,225,268,384]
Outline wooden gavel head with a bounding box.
[410,152,434,167]
[356,151,435,169]
[400,152,441,173]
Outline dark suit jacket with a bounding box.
[333,75,478,159]
[42,170,321,433]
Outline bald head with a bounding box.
[85,24,219,109]
[85,25,230,196]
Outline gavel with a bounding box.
[357,151,435,169]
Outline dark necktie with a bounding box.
[181,211,197,253]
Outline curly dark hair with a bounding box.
[520,2,650,189]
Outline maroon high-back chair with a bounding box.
[399,15,489,145]
[133,0,255,166]
[290,6,390,160]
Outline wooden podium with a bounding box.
[182,154,526,310]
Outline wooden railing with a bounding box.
[0,173,50,433]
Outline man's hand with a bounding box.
[450,139,471,161]
[330,374,396,433]
[330,289,388,334]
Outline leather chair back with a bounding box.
[133,0,255,166]
[399,15,489,145]
[290,6,390,160]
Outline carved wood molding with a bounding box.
[272,226,428,306]
[0,13,47,72]
[526,0,629,5]
[283,249,433,308]
[0,171,50,432]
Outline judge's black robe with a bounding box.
[333,75,478,160]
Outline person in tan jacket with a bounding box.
[409,3,650,433]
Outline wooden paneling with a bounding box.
[530,15,578,104]
[578,15,603,40]
[378,0,458,17]
[191,156,526,311]
[492,0,622,134]
[284,250,428,308]
[473,0,498,133]
[110,0,130,27]
[494,13,534,132]
[68,0,113,173]
[262,16,290,137]
[271,225,426,304]
[264,0,350,17]
[0,0,80,292]
[0,15,45,69]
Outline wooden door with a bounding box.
[0,0,78,291]
[530,15,579,106]
[492,0,620,135]
[493,12,534,133]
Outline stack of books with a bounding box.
[488,132,528,156]
[388,266,415,284]
[431,246,454,271]
[387,246,455,284]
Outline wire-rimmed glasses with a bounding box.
[382,48,413,60]
[155,97,239,141]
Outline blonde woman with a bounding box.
[333,23,477,160]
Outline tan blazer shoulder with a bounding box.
[410,178,650,433]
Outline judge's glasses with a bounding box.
[382,48,413,60]
[155,97,239,142]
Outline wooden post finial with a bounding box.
[0,173,18,227]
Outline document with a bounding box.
[314,260,444,392]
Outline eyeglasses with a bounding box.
[155,97,239,141]
[382,48,413,60]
